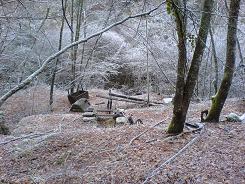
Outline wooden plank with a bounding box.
[110,92,164,105]
[96,94,148,104]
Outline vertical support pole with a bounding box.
[107,89,112,113]
[146,16,150,106]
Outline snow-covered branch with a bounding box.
[0,1,166,107]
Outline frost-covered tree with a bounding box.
[167,0,214,134]
[204,0,241,122]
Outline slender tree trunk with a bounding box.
[70,0,75,94]
[209,28,219,93]
[202,39,211,98]
[209,51,213,96]
[237,37,244,66]
[49,0,67,110]
[146,16,150,105]
[70,0,83,93]
[73,0,83,65]
[205,0,241,122]
[168,0,214,134]
[78,4,86,91]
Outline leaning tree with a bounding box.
[204,0,241,122]
[167,0,214,134]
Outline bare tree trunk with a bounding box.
[209,28,219,93]
[70,0,75,94]
[70,0,83,93]
[167,0,188,133]
[180,0,214,125]
[205,0,241,122]
[224,0,243,66]
[78,3,86,91]
[49,0,67,110]
[146,16,150,105]
[203,40,211,98]
[237,37,244,66]
[168,0,214,134]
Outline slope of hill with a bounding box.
[0,86,244,183]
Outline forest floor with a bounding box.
[0,85,244,184]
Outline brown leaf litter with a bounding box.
[0,86,244,183]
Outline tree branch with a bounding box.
[0,1,166,107]
[0,130,54,146]
[129,117,169,145]
[142,125,205,184]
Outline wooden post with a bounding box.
[107,89,113,113]
[146,15,150,106]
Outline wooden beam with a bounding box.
[110,92,163,105]
[96,94,147,104]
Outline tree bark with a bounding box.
[224,0,243,66]
[168,0,214,134]
[167,0,188,133]
[205,0,241,122]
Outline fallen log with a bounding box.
[94,102,106,105]
[96,109,114,112]
[83,109,113,113]
[142,124,205,184]
[129,117,169,145]
[97,94,147,104]
[96,94,159,106]
[0,130,54,146]
[96,114,115,117]
[110,92,163,105]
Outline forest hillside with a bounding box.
[0,0,245,183]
